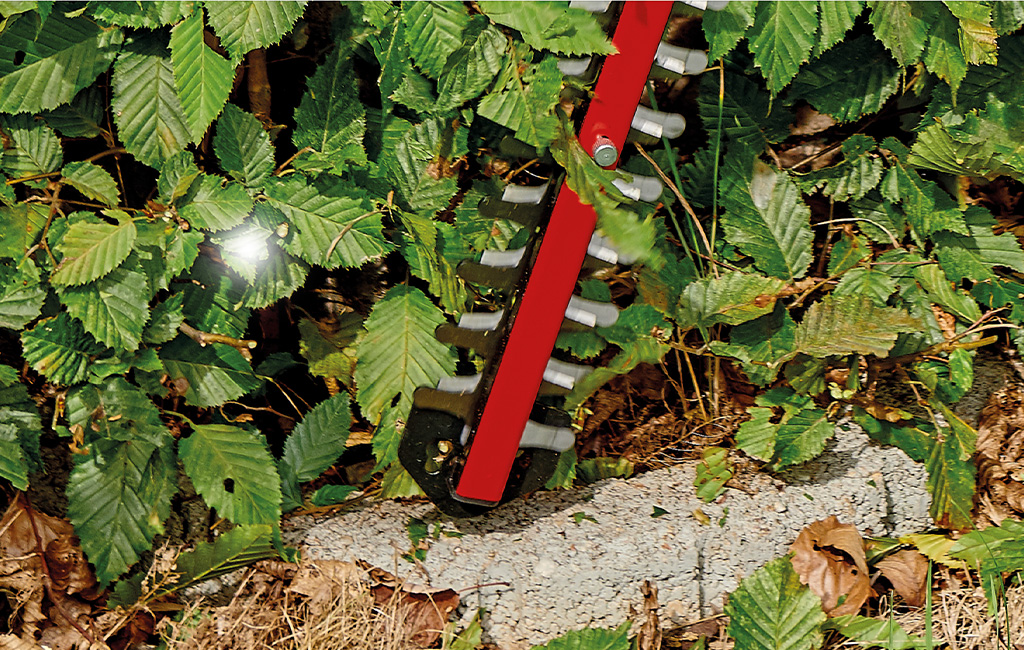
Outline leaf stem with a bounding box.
[178,322,257,359]
[274,146,313,175]
[324,210,380,264]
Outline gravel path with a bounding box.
[283,356,1014,648]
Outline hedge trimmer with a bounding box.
[399,1,724,516]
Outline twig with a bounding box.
[324,210,380,263]
[247,49,273,129]
[179,322,257,358]
[275,146,313,175]
[815,217,902,249]
[634,143,717,275]
[84,147,126,164]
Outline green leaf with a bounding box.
[0,258,45,329]
[698,71,790,153]
[869,0,929,66]
[0,373,42,473]
[0,202,47,259]
[61,161,120,207]
[279,392,351,511]
[213,104,274,188]
[0,422,28,490]
[179,423,282,525]
[159,336,259,407]
[144,293,185,345]
[720,159,813,280]
[238,244,309,309]
[795,296,920,358]
[311,485,358,507]
[710,304,796,386]
[747,1,818,95]
[909,100,1024,182]
[112,36,191,168]
[826,615,926,650]
[177,174,254,231]
[266,177,392,268]
[833,267,898,305]
[204,1,306,62]
[42,85,105,138]
[479,1,614,56]
[993,1,1024,35]
[50,210,136,286]
[21,313,106,385]
[530,624,630,650]
[297,314,361,384]
[790,36,900,123]
[399,216,467,314]
[354,285,456,420]
[924,4,969,94]
[67,436,175,586]
[0,12,123,114]
[380,463,425,498]
[913,264,981,324]
[702,0,754,62]
[157,524,276,596]
[933,207,1024,282]
[946,1,998,66]
[58,267,150,352]
[478,53,562,152]
[66,377,168,445]
[0,114,62,177]
[678,271,786,331]
[368,8,408,114]
[695,447,733,503]
[435,20,506,112]
[157,151,201,204]
[736,407,776,462]
[403,1,468,79]
[952,518,1024,612]
[773,405,833,470]
[170,8,234,142]
[726,556,826,650]
[381,117,463,214]
[817,1,864,55]
[179,256,249,337]
[370,403,403,473]
[880,143,968,238]
[90,1,192,28]
[292,46,366,175]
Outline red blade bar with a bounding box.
[454,2,674,505]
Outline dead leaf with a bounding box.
[931,305,957,341]
[636,580,662,650]
[877,549,929,607]
[371,584,460,647]
[790,516,871,616]
[790,105,838,137]
[0,634,43,650]
[45,535,97,597]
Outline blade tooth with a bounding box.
[539,357,593,395]
[587,232,640,266]
[456,259,520,291]
[611,174,664,204]
[435,323,500,356]
[477,183,555,229]
[501,184,550,205]
[412,386,476,422]
[458,310,504,331]
[568,0,612,11]
[557,56,594,78]
[630,105,686,140]
[654,42,709,76]
[564,295,619,328]
[436,374,482,395]
[480,247,526,267]
[518,420,576,452]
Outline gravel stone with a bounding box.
[288,418,934,648]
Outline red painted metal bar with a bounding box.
[454,2,673,504]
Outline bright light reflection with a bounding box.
[223,228,269,264]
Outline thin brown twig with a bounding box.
[275,146,314,175]
[634,143,719,277]
[179,322,257,357]
[324,210,380,263]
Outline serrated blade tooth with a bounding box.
[518,420,576,452]
[568,0,612,11]
[477,181,554,228]
[540,357,593,394]
[564,295,619,328]
[654,42,709,76]
[557,56,593,77]
[502,184,549,204]
[630,105,686,139]
[456,259,519,291]
[586,233,642,266]
[436,374,482,394]
[458,310,504,330]
[611,173,664,203]
[435,323,500,355]
[679,0,729,9]
[412,386,476,422]
[480,247,526,267]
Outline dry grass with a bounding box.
[160,560,415,650]
[894,581,1024,650]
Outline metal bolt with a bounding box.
[592,136,618,167]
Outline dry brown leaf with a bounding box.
[371,584,460,647]
[877,549,929,607]
[288,560,366,610]
[931,305,957,341]
[636,580,662,650]
[790,105,838,137]
[790,516,870,616]
[0,634,43,650]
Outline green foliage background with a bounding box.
[2,2,1024,623]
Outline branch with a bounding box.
[178,322,257,359]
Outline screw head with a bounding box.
[592,138,618,167]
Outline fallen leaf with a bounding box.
[636,580,662,650]
[790,105,838,137]
[876,549,929,607]
[790,516,871,616]
[365,563,460,647]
